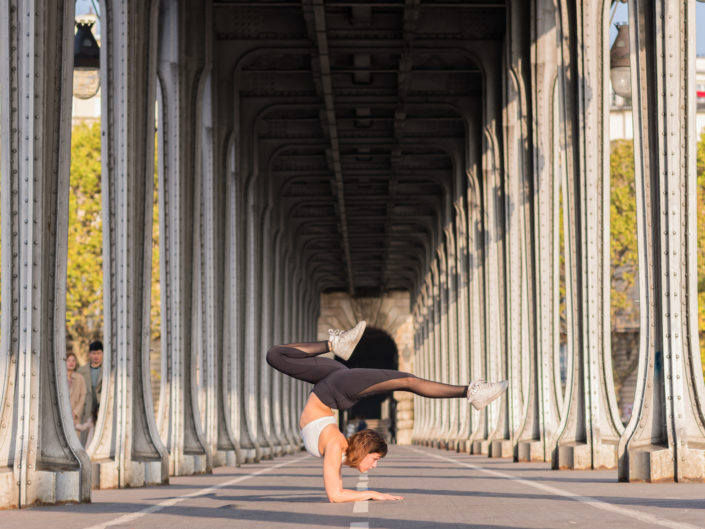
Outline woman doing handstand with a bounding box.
[266,321,508,503]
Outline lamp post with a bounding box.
[610,23,631,100]
[73,20,100,99]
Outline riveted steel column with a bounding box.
[467,171,487,452]
[444,222,462,449]
[497,66,530,459]
[410,303,422,443]
[222,141,243,466]
[436,244,451,446]
[199,70,237,466]
[243,180,273,459]
[619,0,705,482]
[281,245,299,450]
[553,0,625,471]
[412,283,430,444]
[454,186,473,449]
[269,231,291,454]
[0,0,91,507]
[516,0,563,463]
[477,127,506,457]
[258,205,283,456]
[87,0,169,488]
[157,0,208,475]
[420,282,433,444]
[428,260,443,445]
[228,165,255,463]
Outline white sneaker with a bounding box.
[328,321,367,361]
[467,380,509,410]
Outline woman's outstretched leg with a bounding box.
[356,373,508,410]
[317,367,508,410]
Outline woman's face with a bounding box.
[66,355,77,372]
[358,452,382,473]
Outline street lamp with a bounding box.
[73,21,100,99]
[610,23,631,99]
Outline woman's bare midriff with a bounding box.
[300,392,346,456]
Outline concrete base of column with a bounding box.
[472,439,490,455]
[92,460,168,489]
[0,471,14,508]
[169,454,208,476]
[555,442,618,470]
[627,446,673,482]
[212,450,235,468]
[242,448,258,463]
[624,445,705,482]
[517,440,547,462]
[490,439,513,458]
[681,447,705,481]
[555,442,591,470]
[0,470,85,508]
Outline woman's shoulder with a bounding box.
[321,424,347,451]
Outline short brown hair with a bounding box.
[344,429,387,469]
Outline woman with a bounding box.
[266,321,508,503]
[66,352,87,438]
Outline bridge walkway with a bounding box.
[2,446,704,529]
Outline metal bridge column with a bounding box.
[156,0,209,475]
[436,243,451,447]
[444,222,462,449]
[0,0,91,507]
[454,183,473,450]
[88,0,169,488]
[619,0,705,482]
[516,0,563,464]
[553,0,624,471]
[467,172,487,452]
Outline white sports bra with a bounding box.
[300,415,337,457]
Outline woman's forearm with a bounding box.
[327,488,401,503]
[327,488,375,503]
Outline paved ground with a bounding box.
[3,446,705,529]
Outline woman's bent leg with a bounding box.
[266,343,347,385]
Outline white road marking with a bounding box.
[82,455,308,529]
[353,501,369,513]
[353,473,370,518]
[411,448,703,529]
[350,523,369,529]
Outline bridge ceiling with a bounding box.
[214,0,505,296]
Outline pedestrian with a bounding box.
[65,352,87,439]
[78,340,103,445]
[266,321,508,503]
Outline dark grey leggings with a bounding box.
[266,342,468,410]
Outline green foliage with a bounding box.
[67,121,103,363]
[697,131,705,375]
[151,133,161,343]
[610,139,639,328]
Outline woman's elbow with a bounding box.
[327,493,344,503]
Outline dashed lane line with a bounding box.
[410,447,703,529]
[353,473,370,517]
[82,455,309,529]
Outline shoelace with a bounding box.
[328,328,343,337]
[468,380,487,395]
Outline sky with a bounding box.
[75,1,705,56]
